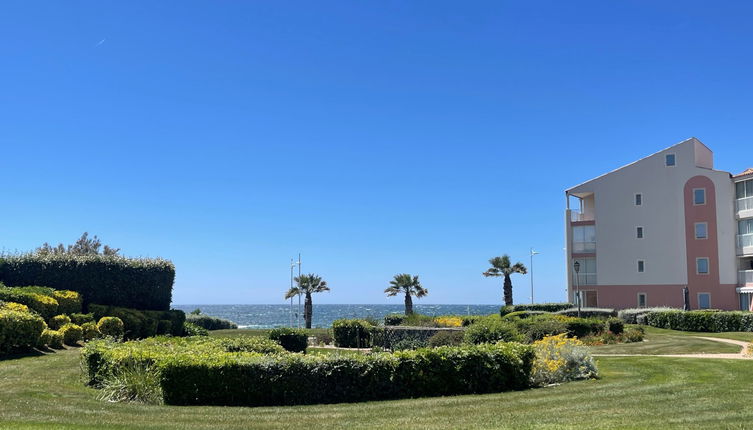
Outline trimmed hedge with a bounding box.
[617,307,679,324]
[555,308,617,319]
[0,286,59,319]
[49,314,72,330]
[464,316,523,344]
[183,322,208,336]
[332,319,374,348]
[90,304,185,339]
[501,303,574,316]
[371,326,465,350]
[60,323,83,345]
[97,317,125,338]
[0,254,175,310]
[644,310,753,332]
[0,308,46,354]
[268,327,308,353]
[52,290,83,315]
[41,329,64,349]
[185,314,238,330]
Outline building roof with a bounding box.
[734,168,753,179]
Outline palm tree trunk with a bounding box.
[503,274,513,306]
[304,292,313,329]
[404,291,413,315]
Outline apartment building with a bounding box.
[565,137,753,310]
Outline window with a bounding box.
[636,227,644,239]
[635,193,642,206]
[698,293,711,310]
[693,188,706,205]
[740,293,750,311]
[695,222,708,239]
[739,219,753,235]
[736,180,753,199]
[573,257,597,285]
[696,257,709,275]
[572,225,596,253]
[638,293,647,308]
[665,154,676,166]
[637,260,645,273]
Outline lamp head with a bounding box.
[573,260,580,273]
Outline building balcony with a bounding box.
[737,234,753,255]
[739,270,753,286]
[570,211,595,223]
[572,241,596,254]
[737,197,753,219]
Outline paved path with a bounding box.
[593,336,752,360]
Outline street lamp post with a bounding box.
[573,260,581,318]
[530,248,540,304]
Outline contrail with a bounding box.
[95,39,106,47]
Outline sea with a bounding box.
[172,304,501,329]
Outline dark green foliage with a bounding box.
[463,316,523,344]
[85,339,534,406]
[555,308,617,319]
[0,286,59,319]
[60,323,83,345]
[644,310,753,332]
[268,327,308,353]
[0,254,175,310]
[565,318,606,338]
[41,328,64,349]
[49,314,72,330]
[607,318,624,334]
[514,315,568,342]
[185,313,238,330]
[502,310,547,320]
[0,308,46,354]
[391,338,428,350]
[52,290,83,315]
[332,319,374,347]
[81,321,100,341]
[71,313,95,325]
[618,307,678,324]
[427,330,464,347]
[372,327,464,350]
[90,304,184,339]
[384,314,405,325]
[500,303,574,316]
[183,322,208,336]
[97,317,125,338]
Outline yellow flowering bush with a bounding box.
[531,334,598,386]
[434,316,463,327]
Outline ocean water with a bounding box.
[173,304,501,329]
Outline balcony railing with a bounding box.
[572,241,596,253]
[570,211,595,222]
[573,273,597,285]
[737,196,753,213]
[739,270,753,285]
[737,233,753,251]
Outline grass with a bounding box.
[3,340,753,429]
[590,326,745,354]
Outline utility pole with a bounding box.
[289,258,295,328]
[295,253,302,329]
[530,248,540,304]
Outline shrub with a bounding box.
[97,317,125,339]
[565,318,606,338]
[434,316,463,327]
[427,330,464,347]
[60,323,83,345]
[42,329,64,349]
[185,313,238,330]
[461,315,484,326]
[530,334,598,386]
[52,290,83,315]
[332,319,374,347]
[0,254,175,310]
[216,337,285,354]
[313,331,333,346]
[623,327,645,343]
[0,286,59,319]
[97,361,163,405]
[268,327,308,353]
[399,313,438,327]
[384,314,405,325]
[391,338,429,350]
[183,322,208,336]
[501,303,573,316]
[607,317,624,334]
[71,313,95,325]
[90,304,185,339]
[464,316,523,344]
[618,307,678,324]
[643,310,753,332]
[556,307,617,319]
[515,315,569,342]
[0,308,46,354]
[503,310,547,320]
[82,321,101,341]
[1,301,29,313]
[49,314,72,330]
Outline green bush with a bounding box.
[0,308,46,354]
[49,314,72,330]
[643,310,753,332]
[183,322,208,336]
[41,329,64,349]
[427,330,465,347]
[501,303,573,316]
[0,254,175,310]
[71,313,95,325]
[617,307,678,324]
[515,315,568,342]
[384,314,405,325]
[185,313,238,330]
[623,327,645,343]
[84,338,535,406]
[565,318,606,338]
[60,323,83,345]
[268,327,308,353]
[607,317,624,334]
[464,316,523,344]
[0,286,59,319]
[52,290,83,315]
[82,321,100,341]
[555,308,617,319]
[332,319,374,348]
[97,361,164,405]
[502,310,547,320]
[97,317,125,338]
[90,304,185,339]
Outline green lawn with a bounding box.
[590,326,745,355]
[3,341,753,429]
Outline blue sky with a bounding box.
[2,1,753,305]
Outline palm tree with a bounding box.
[385,273,428,315]
[284,273,330,329]
[483,255,527,306]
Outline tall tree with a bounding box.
[284,273,330,329]
[483,255,527,306]
[385,273,428,315]
[36,232,120,256]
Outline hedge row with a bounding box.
[500,303,574,316]
[186,314,238,330]
[0,286,59,319]
[332,319,374,347]
[89,304,185,339]
[0,308,46,354]
[0,254,175,310]
[643,310,753,332]
[83,339,535,406]
[617,307,679,324]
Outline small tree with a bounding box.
[385,273,428,315]
[284,274,330,329]
[483,255,527,306]
[36,232,120,256]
